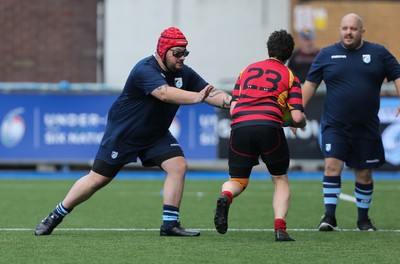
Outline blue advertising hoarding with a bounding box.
[0,93,218,163]
[1,92,398,170]
[379,97,400,168]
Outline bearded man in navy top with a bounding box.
[302,13,400,231]
[34,27,231,237]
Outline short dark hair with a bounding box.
[267,30,294,62]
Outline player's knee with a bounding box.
[324,165,341,176]
[174,160,188,174]
[229,178,249,191]
[87,171,113,190]
[324,158,343,176]
[162,156,188,176]
[229,166,251,190]
[355,169,372,184]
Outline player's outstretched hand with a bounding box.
[198,85,214,102]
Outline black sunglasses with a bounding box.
[171,49,190,58]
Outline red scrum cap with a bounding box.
[157,27,188,60]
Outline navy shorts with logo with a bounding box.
[93,131,184,177]
[321,126,385,169]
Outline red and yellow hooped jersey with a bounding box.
[230,59,303,128]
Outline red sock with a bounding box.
[274,218,287,231]
[221,191,233,204]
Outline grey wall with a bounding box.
[104,0,291,89]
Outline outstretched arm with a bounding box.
[151,84,213,105]
[203,87,232,109]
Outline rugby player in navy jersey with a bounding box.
[301,13,400,231]
[34,27,231,237]
[213,30,306,242]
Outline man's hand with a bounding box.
[289,125,307,136]
[199,85,214,102]
[201,85,232,109]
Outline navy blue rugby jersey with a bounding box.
[100,55,208,149]
[307,41,400,139]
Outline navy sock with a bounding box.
[162,205,179,228]
[52,202,71,218]
[355,181,373,221]
[322,175,341,217]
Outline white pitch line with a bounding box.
[339,193,357,203]
[1,228,400,232]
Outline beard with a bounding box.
[165,60,184,72]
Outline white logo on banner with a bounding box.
[0,107,26,148]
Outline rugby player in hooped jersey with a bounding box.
[34,27,231,237]
[214,29,306,242]
[302,13,400,231]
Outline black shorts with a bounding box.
[229,125,289,175]
[92,131,184,177]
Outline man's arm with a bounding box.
[203,87,232,109]
[151,84,212,105]
[289,80,318,135]
[302,81,320,108]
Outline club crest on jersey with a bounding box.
[174,78,183,88]
[111,151,118,159]
[362,54,371,64]
[325,144,331,152]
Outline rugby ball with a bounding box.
[282,108,293,127]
